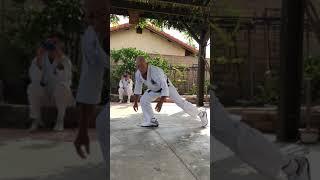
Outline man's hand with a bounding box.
[133,94,139,112]
[133,102,138,112]
[74,131,90,159]
[155,96,167,112]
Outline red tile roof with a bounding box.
[110,23,199,54]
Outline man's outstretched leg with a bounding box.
[169,86,208,127]
[212,91,311,180]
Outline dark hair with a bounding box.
[41,40,56,50]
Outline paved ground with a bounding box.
[0,129,105,180]
[110,103,210,180]
[0,102,319,180]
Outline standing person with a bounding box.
[118,73,133,103]
[27,36,74,131]
[212,91,311,180]
[133,56,208,127]
[74,12,108,162]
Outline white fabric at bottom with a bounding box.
[27,83,74,126]
[96,103,109,163]
[211,91,289,179]
[118,87,133,101]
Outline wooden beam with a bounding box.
[111,0,210,19]
[157,0,206,6]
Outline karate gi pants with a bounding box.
[140,86,200,123]
[27,83,74,126]
[118,87,133,101]
[211,91,288,179]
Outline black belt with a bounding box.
[147,88,162,93]
[147,78,170,93]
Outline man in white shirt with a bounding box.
[118,73,133,103]
[133,56,208,127]
[27,36,74,131]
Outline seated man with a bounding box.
[27,36,74,131]
[118,73,133,103]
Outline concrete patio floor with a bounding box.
[110,102,210,180]
[0,102,319,180]
[0,129,105,180]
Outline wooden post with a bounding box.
[197,30,207,107]
[248,26,254,99]
[277,0,305,141]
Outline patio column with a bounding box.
[277,0,305,141]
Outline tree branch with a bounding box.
[181,22,200,43]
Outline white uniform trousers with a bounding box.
[96,103,109,163]
[27,83,74,127]
[140,86,200,123]
[118,87,133,102]
[211,91,288,179]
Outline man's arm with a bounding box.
[83,26,101,66]
[29,58,42,83]
[119,79,123,88]
[133,72,143,111]
[157,69,169,97]
[128,79,134,90]
[133,72,143,95]
[155,68,169,112]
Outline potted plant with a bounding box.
[299,78,319,143]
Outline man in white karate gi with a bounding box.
[133,56,208,127]
[27,36,74,131]
[118,73,133,103]
[74,12,108,162]
[212,91,311,180]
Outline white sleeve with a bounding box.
[64,59,72,87]
[97,43,109,68]
[82,26,100,65]
[129,79,134,89]
[55,58,72,87]
[84,26,109,68]
[119,79,123,88]
[134,72,143,95]
[29,58,42,83]
[157,69,169,97]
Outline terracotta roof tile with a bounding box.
[110,23,198,54]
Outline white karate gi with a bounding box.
[27,54,74,130]
[77,25,108,162]
[118,78,133,102]
[134,65,201,125]
[76,26,107,105]
[211,91,294,179]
